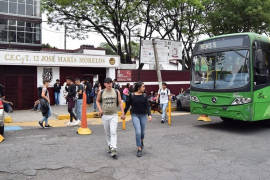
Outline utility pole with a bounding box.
[64,23,67,50]
[152,39,162,89]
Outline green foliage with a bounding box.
[42,0,270,66]
[205,0,270,35]
[41,43,56,49]
[98,42,117,55]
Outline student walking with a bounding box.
[75,78,83,123]
[96,77,125,159]
[65,77,80,126]
[39,80,52,128]
[156,82,171,123]
[122,83,130,102]
[93,82,102,112]
[53,79,61,105]
[112,79,120,90]
[124,81,152,157]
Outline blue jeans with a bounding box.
[132,114,147,147]
[122,95,127,102]
[75,99,83,120]
[42,105,51,126]
[160,103,168,120]
[54,92,60,105]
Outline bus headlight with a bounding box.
[231,97,252,105]
[190,96,200,103]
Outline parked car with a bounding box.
[176,88,190,111]
[0,100,4,135]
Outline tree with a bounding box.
[42,43,56,48]
[42,0,143,64]
[144,0,211,69]
[204,0,270,36]
[98,42,117,55]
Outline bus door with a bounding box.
[253,41,270,120]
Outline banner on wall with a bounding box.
[0,50,120,67]
[117,70,132,81]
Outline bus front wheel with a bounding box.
[220,117,234,123]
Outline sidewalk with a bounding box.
[6,102,178,123]
[6,104,95,123]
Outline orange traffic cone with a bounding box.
[122,101,126,130]
[0,135,4,143]
[77,92,92,135]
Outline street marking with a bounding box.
[5,126,23,131]
[5,116,132,128]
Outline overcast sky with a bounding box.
[41,14,106,50]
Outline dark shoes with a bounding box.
[111,149,118,159]
[39,122,52,128]
[107,146,112,154]
[137,149,142,157]
[141,140,144,150]
[44,124,52,128]
[38,121,44,128]
[161,120,165,124]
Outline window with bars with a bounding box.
[0,0,40,17]
[0,18,41,44]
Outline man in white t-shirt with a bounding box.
[156,82,171,123]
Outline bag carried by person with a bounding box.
[39,98,49,117]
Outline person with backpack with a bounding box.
[96,77,125,159]
[75,78,83,123]
[38,80,52,128]
[65,77,80,126]
[85,80,92,104]
[93,82,101,112]
[156,82,171,124]
[124,81,152,157]
[122,83,130,102]
[112,79,120,90]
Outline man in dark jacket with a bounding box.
[53,79,61,105]
[65,77,79,126]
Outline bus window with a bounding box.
[254,42,270,86]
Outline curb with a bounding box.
[56,107,177,120]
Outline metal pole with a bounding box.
[152,39,162,89]
[138,36,142,81]
[64,23,67,50]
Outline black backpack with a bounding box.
[99,89,120,106]
[38,87,48,99]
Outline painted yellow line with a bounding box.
[57,111,131,120]
[56,108,178,121]
[6,116,132,128]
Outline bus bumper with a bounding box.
[191,103,253,121]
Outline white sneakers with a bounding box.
[67,120,81,127]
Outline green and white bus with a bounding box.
[190,33,270,122]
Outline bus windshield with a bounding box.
[191,50,250,90]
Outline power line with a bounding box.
[42,27,64,33]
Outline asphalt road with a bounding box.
[1,113,270,180]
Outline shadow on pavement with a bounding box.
[195,120,270,135]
